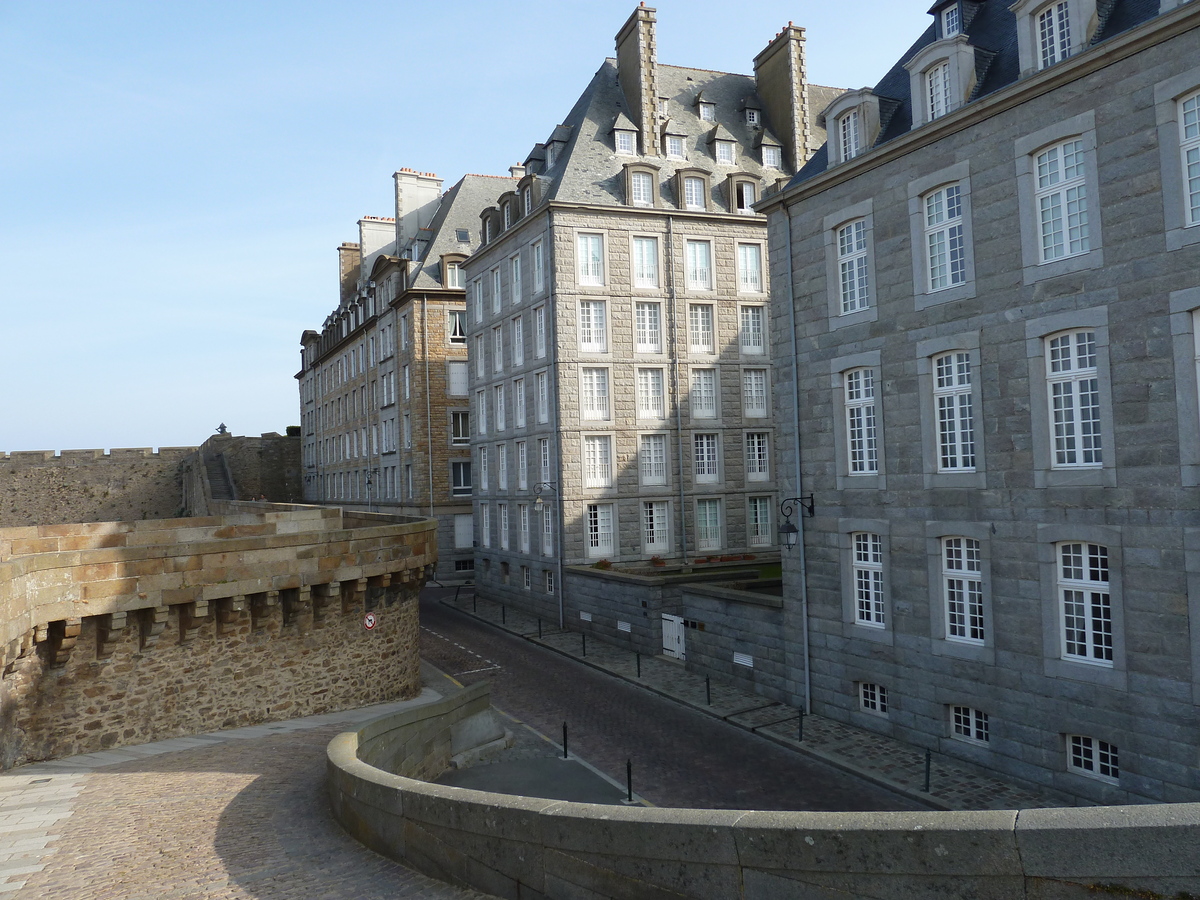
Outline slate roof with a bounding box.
[406,174,518,291]
[791,0,1162,186]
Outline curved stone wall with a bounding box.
[327,693,1200,899]
[0,504,436,768]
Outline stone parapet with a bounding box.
[0,504,436,768]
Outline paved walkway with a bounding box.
[442,591,1067,812]
[0,697,490,899]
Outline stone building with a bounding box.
[461,5,843,628]
[298,170,517,582]
[759,0,1200,804]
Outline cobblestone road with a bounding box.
[420,594,924,812]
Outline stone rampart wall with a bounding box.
[0,504,436,768]
[0,447,196,527]
[327,699,1200,899]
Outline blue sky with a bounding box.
[0,1,931,452]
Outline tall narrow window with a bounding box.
[639,434,667,485]
[748,497,772,547]
[492,267,502,313]
[492,326,504,373]
[926,62,951,120]
[514,377,526,427]
[519,503,530,552]
[1036,139,1089,262]
[451,461,472,496]
[635,301,662,353]
[533,241,545,292]
[479,446,489,491]
[1038,1,1071,69]
[942,4,961,37]
[694,433,719,483]
[497,444,508,489]
[844,368,878,474]
[577,234,603,286]
[943,537,984,643]
[494,385,506,431]
[1046,330,1101,467]
[517,441,528,489]
[512,317,524,366]
[536,371,549,423]
[539,437,551,483]
[689,304,714,352]
[690,368,717,418]
[511,256,522,305]
[643,501,669,552]
[740,306,765,354]
[685,241,713,290]
[696,499,721,551]
[581,368,610,420]
[1059,542,1112,666]
[587,503,614,556]
[934,352,975,471]
[631,171,654,206]
[745,432,769,481]
[476,390,487,435]
[542,505,554,555]
[839,110,862,162]
[449,310,467,344]
[1181,91,1200,227]
[838,220,870,313]
[451,410,470,445]
[925,184,966,290]
[636,368,665,418]
[583,435,613,488]
[472,280,484,323]
[534,306,546,357]
[737,244,763,293]
[446,262,463,289]
[684,176,705,210]
[742,368,768,418]
[481,504,490,547]
[579,300,607,352]
[632,238,659,288]
[499,503,509,548]
[735,181,756,214]
[853,532,886,627]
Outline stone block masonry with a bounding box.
[0,503,436,768]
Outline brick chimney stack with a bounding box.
[614,3,660,157]
[338,242,361,307]
[754,22,811,170]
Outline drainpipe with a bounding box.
[547,209,565,628]
[666,216,689,563]
[783,201,812,714]
[423,294,434,520]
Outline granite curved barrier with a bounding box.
[327,689,1200,899]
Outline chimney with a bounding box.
[393,168,444,247]
[509,164,527,178]
[614,3,660,157]
[338,242,361,307]
[754,22,811,170]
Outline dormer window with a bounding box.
[1011,0,1097,77]
[905,36,975,127]
[522,187,532,215]
[675,170,711,212]
[763,145,782,168]
[616,130,636,155]
[666,135,686,159]
[657,98,668,115]
[840,111,862,161]
[942,4,961,37]
[446,262,464,289]
[1038,1,1071,68]
[630,170,654,206]
[503,203,512,229]
[715,141,735,164]
[927,62,951,120]
[699,102,716,122]
[746,108,760,126]
[728,176,758,215]
[546,143,559,168]
[821,89,885,166]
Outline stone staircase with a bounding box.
[203,452,235,501]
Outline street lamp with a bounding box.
[778,495,815,550]
[533,481,558,507]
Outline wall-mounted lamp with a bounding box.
[533,481,558,508]
[778,495,815,551]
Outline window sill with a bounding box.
[842,621,894,646]
[1023,248,1104,285]
[914,281,977,311]
[1034,466,1114,489]
[1167,223,1200,252]
[829,306,878,331]
[1043,657,1127,690]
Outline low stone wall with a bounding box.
[0,504,436,768]
[328,699,1200,899]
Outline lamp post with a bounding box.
[778,495,815,550]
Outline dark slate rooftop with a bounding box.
[408,173,518,291]
[790,0,1161,186]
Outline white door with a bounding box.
[662,614,686,660]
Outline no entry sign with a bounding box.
[363,612,377,630]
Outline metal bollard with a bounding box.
[798,708,805,742]
[563,722,568,759]
[501,605,506,625]
[626,759,633,802]
[636,652,641,678]
[923,748,932,792]
[538,618,542,638]
[706,674,712,706]
[582,633,587,656]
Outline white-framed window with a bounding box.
[498,502,509,549]
[838,219,871,314]
[517,441,528,489]
[479,445,489,490]
[514,377,526,427]
[476,390,487,435]
[742,368,768,418]
[400,316,409,351]
[492,267,502,313]
[745,107,760,125]
[740,305,765,354]
[631,170,654,206]
[642,501,669,552]
[512,317,524,366]
[494,384,506,431]
[844,368,878,474]
[1036,139,1090,262]
[454,513,473,549]
[666,135,686,159]
[685,240,713,290]
[748,496,772,547]
[481,503,490,547]
[924,184,966,291]
[699,101,715,122]
[521,565,531,589]
[448,361,468,397]
[472,280,483,323]
[942,4,961,37]
[1046,330,1101,468]
[737,244,763,293]
[694,433,719,483]
[926,61,951,121]
[1058,542,1112,666]
[533,240,545,292]
[690,367,717,418]
[616,130,635,155]
[1038,1,1071,69]
[511,255,522,305]
[635,301,662,353]
[542,505,554,555]
[449,310,467,344]
[683,176,706,211]
[715,141,735,164]
[451,410,470,445]
[858,682,888,714]
[522,187,532,216]
[545,568,555,592]
[446,262,464,289]
[689,304,714,353]
[491,326,503,374]
[534,306,546,357]
[943,537,984,643]
[853,532,886,627]
[763,145,782,169]
[451,460,472,496]
[579,300,607,352]
[639,433,667,485]
[519,503,530,552]
[696,498,721,551]
[839,110,862,162]
[745,432,769,481]
[581,367,610,420]
[577,233,604,286]
[536,371,549,423]
[539,437,551,483]
[636,367,665,418]
[934,352,975,471]
[1183,90,1200,227]
[1068,734,1119,783]
[403,413,412,449]
[583,435,613,488]
[951,706,989,744]
[734,180,757,215]
[403,366,410,400]
[586,503,615,556]
[474,334,486,378]
[503,203,512,230]
[632,237,659,288]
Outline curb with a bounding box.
[438,598,950,812]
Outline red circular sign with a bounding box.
[363,613,377,630]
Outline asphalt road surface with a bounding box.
[419,591,924,812]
